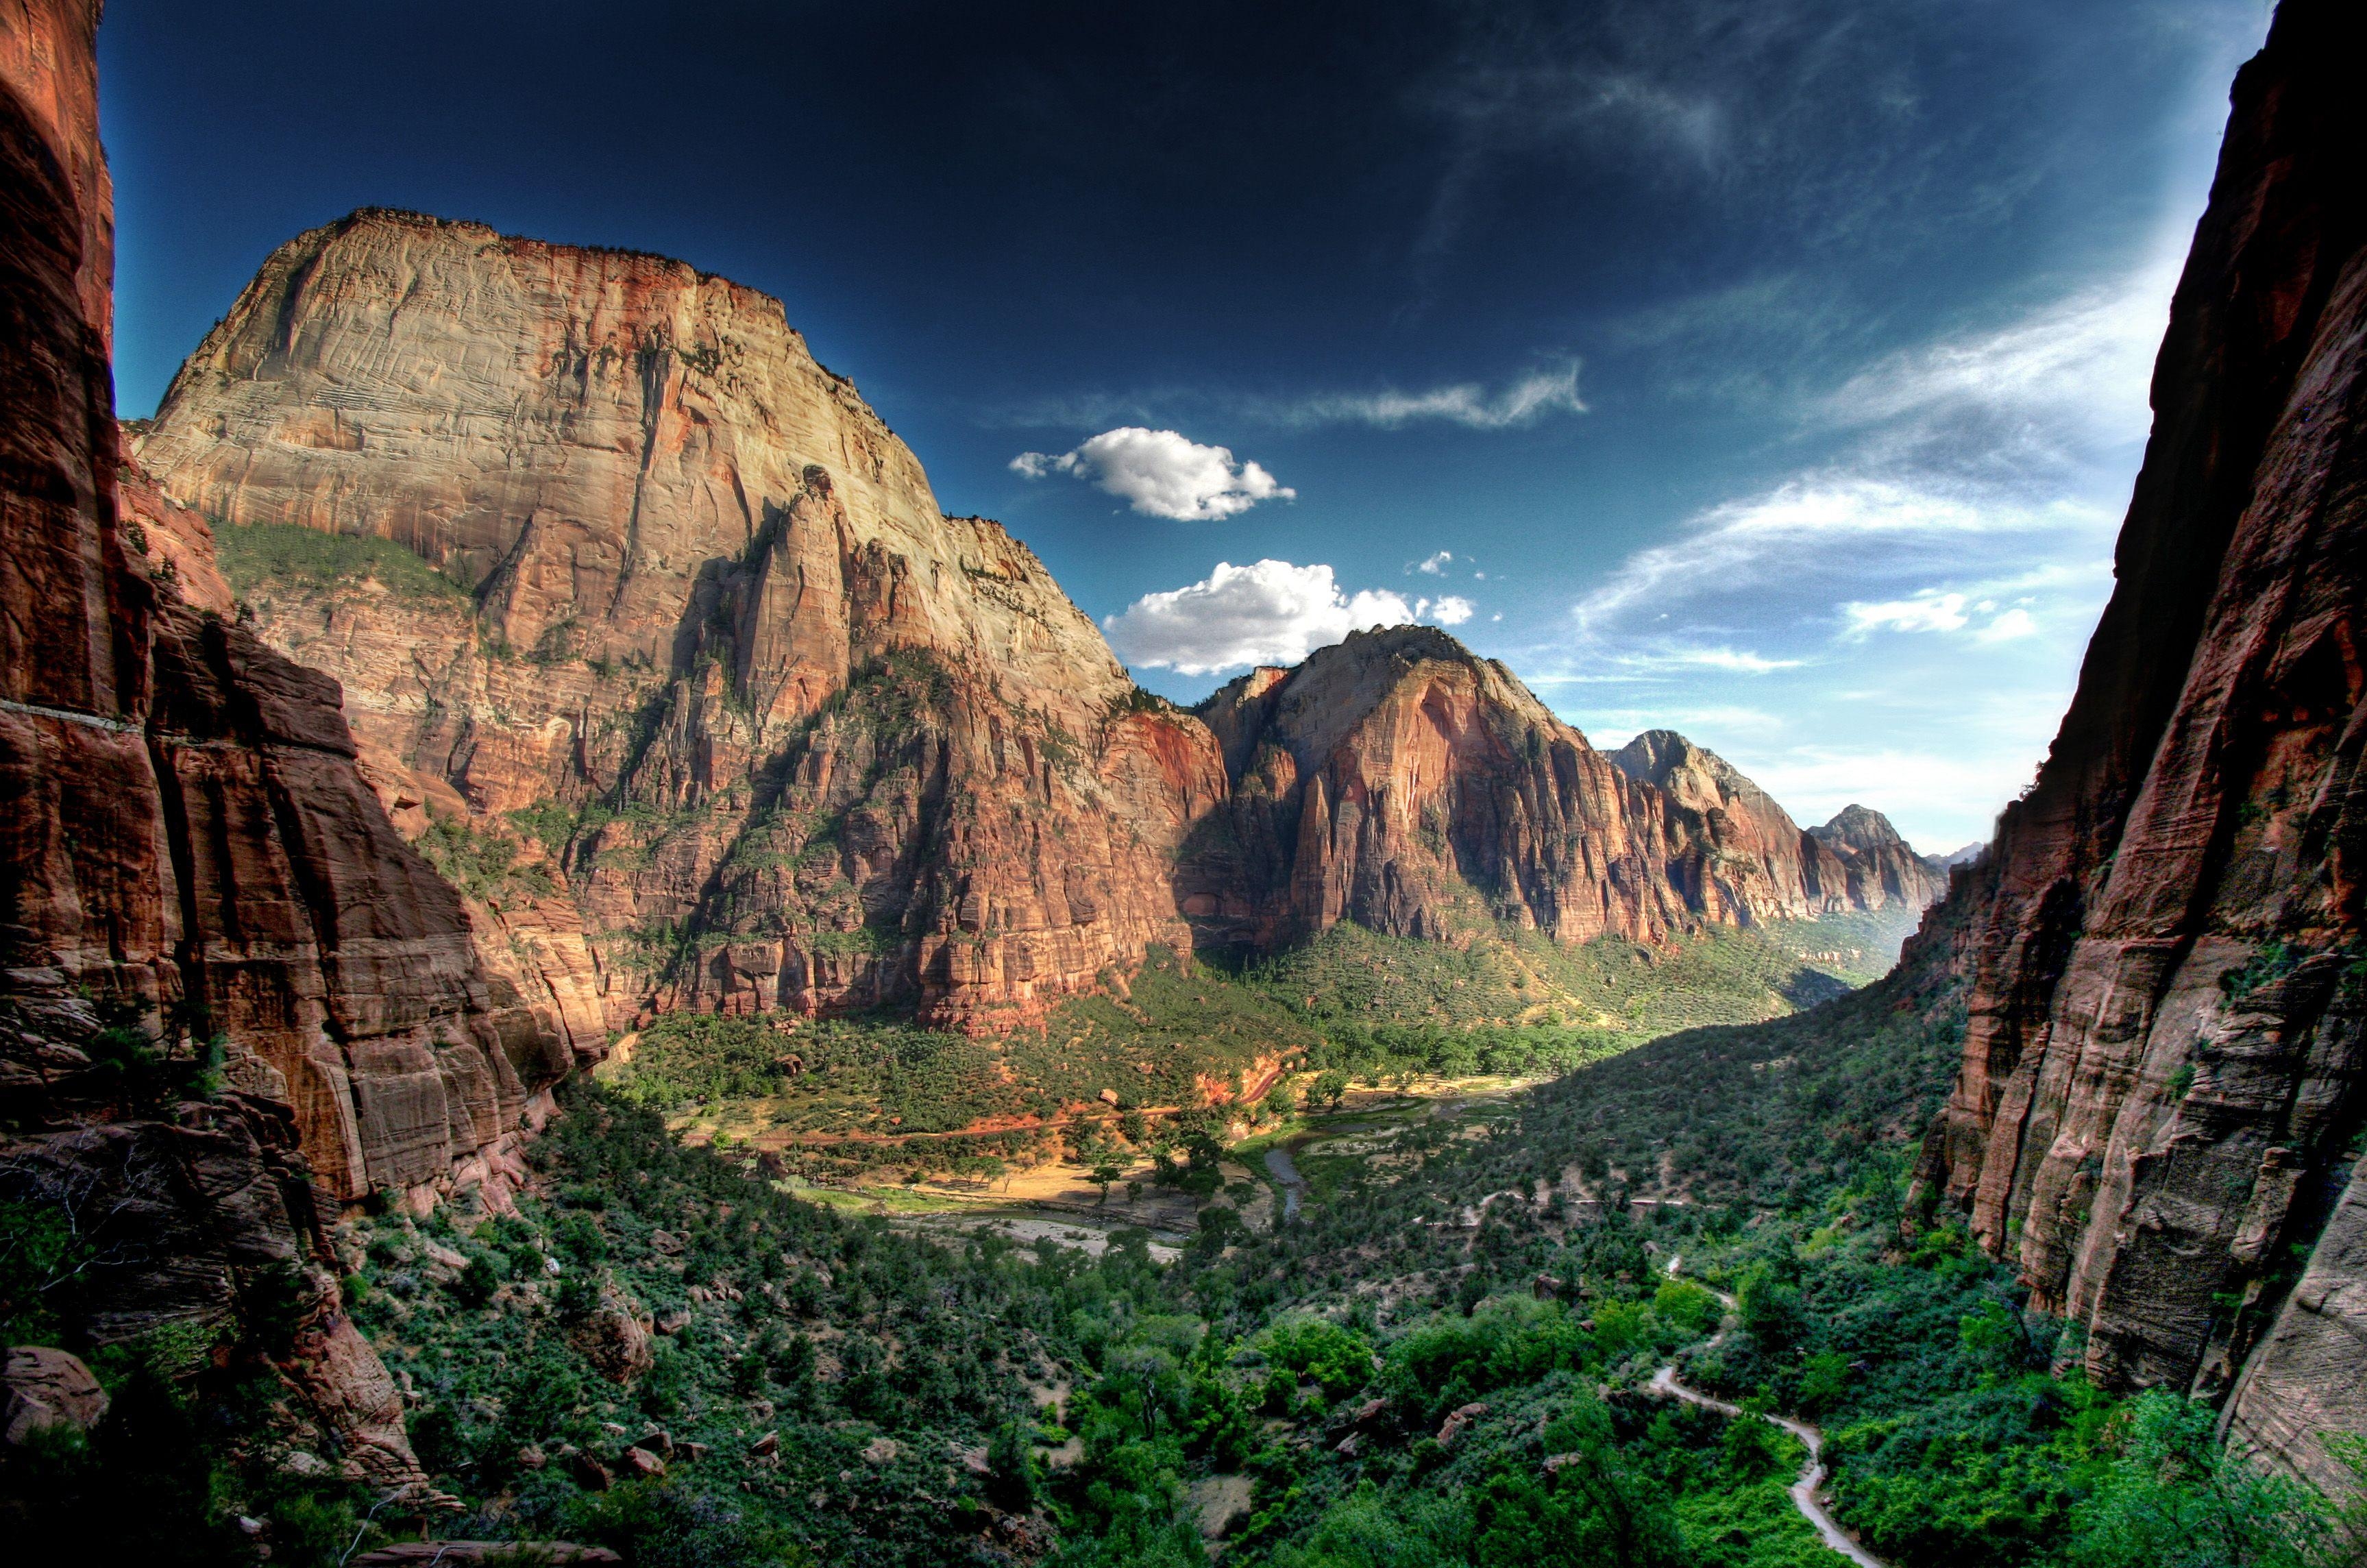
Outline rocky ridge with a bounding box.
[1610,730,1947,918]
[136,208,1226,1032]
[1172,648,1945,955]
[1907,0,2367,1491]
[140,221,1937,1035]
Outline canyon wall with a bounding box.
[0,0,569,1493]
[1179,634,1944,953]
[1909,0,2367,1491]
[136,208,1227,1031]
[138,221,1935,1035]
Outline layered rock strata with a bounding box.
[0,0,565,1493]
[1180,634,1945,951]
[1909,0,2367,1491]
[1611,731,1946,917]
[136,209,1227,1030]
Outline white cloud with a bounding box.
[1820,258,2177,448]
[1416,550,1454,576]
[1105,561,1477,675]
[1654,645,1801,674]
[1975,607,2038,643]
[1572,478,2101,634]
[1843,591,1971,637]
[1843,590,2046,644]
[1011,427,1294,520]
[1276,364,1585,430]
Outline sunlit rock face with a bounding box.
[1907,0,2367,1491]
[1614,732,1948,918]
[139,207,1948,1034]
[1179,630,1940,953]
[138,208,1231,1032]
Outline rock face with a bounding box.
[0,0,567,1495]
[1909,0,2367,1490]
[1611,731,1947,918]
[1,1346,108,1446]
[136,208,1226,1030]
[1806,804,1950,911]
[1179,632,1940,951]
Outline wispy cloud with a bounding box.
[993,365,1584,436]
[1571,478,2108,635]
[1261,363,1585,430]
[1545,240,2188,848]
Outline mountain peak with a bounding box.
[1811,803,1913,856]
[1610,728,1756,809]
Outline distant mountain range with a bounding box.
[127,207,1946,1051]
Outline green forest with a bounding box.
[10,911,2358,1566]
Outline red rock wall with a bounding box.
[0,2,563,1471]
[0,0,517,1493]
[1909,0,2367,1489]
[1186,629,1941,952]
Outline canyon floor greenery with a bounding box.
[5,919,2359,1566]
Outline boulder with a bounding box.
[1434,1401,1488,1451]
[1,1347,108,1445]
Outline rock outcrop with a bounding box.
[1610,731,1947,918]
[136,208,1228,1030]
[1183,628,1700,947]
[0,0,567,1496]
[1179,631,1941,951]
[1805,803,1950,912]
[1908,0,2367,1491]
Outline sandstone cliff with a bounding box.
[1805,803,1950,911]
[1610,731,1947,919]
[136,208,1227,1031]
[0,0,567,1495]
[1179,631,1941,954]
[1908,0,2367,1491]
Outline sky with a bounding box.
[99,0,2272,853]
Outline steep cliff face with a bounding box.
[0,0,567,1494]
[1909,0,2367,1489]
[137,210,1226,1031]
[1610,731,1947,919]
[1179,630,1937,953]
[1806,803,1950,912]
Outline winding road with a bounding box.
[1650,1257,1889,1568]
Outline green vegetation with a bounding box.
[415,809,555,906]
[608,907,1923,1181]
[214,517,471,604]
[601,946,1317,1179]
[19,916,2353,1565]
[1234,911,1909,1051]
[333,1087,1188,1567]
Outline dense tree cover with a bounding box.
[10,901,2360,1564]
[609,906,1922,1187]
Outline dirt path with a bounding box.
[1650,1257,1889,1568]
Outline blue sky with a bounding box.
[101,0,2270,852]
